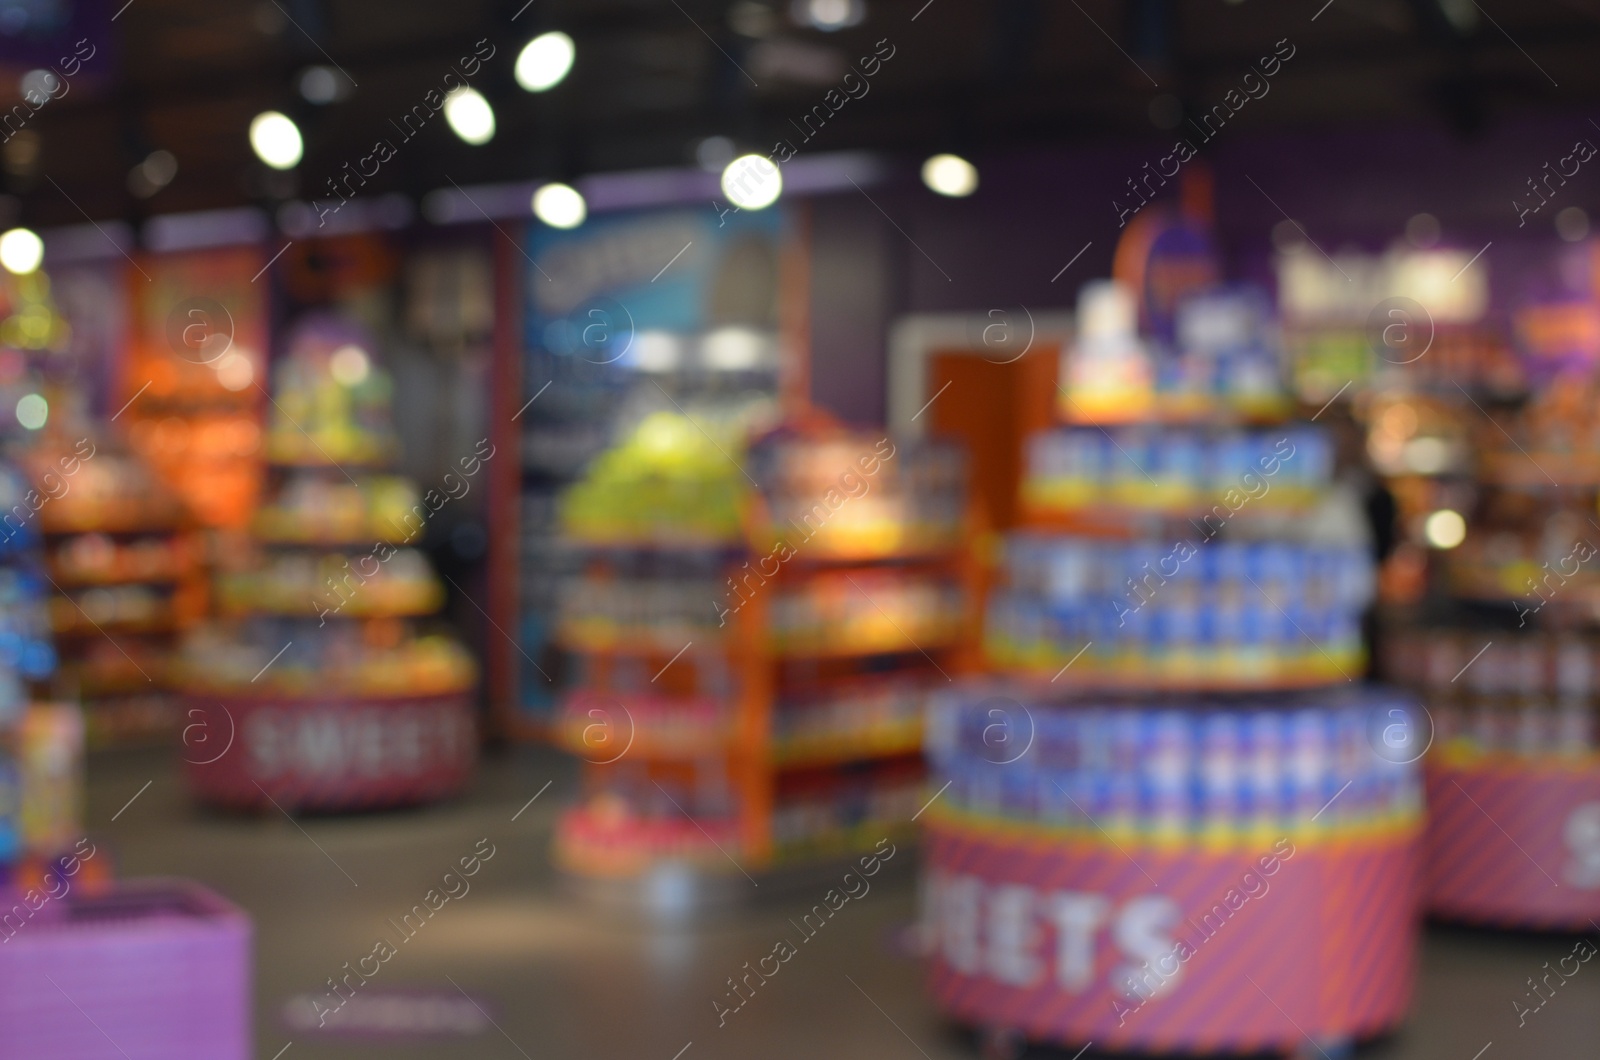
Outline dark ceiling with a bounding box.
[10,0,1600,229]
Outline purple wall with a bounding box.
[809,106,1600,424]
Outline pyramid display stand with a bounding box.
[918,269,1423,1054]
[550,410,978,908]
[177,316,476,812]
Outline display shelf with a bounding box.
[1478,452,1600,487]
[1380,627,1600,928]
[27,435,204,749]
[52,617,180,637]
[552,629,731,656]
[257,447,397,471]
[177,314,478,812]
[915,217,1421,1055]
[0,453,77,873]
[117,247,269,533]
[552,422,978,892]
[1368,347,1600,931]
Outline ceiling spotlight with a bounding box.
[1405,213,1440,249]
[792,0,865,31]
[921,153,978,197]
[18,68,61,105]
[128,149,177,198]
[0,227,43,274]
[695,135,735,172]
[721,154,782,210]
[14,393,46,430]
[249,111,303,170]
[728,1,778,36]
[297,66,348,104]
[515,31,575,92]
[443,86,495,145]
[533,182,586,229]
[1557,206,1589,243]
[329,344,371,386]
[216,353,254,392]
[1423,509,1466,549]
[1437,0,1479,33]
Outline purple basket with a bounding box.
[0,878,251,1060]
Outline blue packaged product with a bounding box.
[928,686,1421,830]
[0,750,17,865]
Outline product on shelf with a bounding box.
[560,411,749,547]
[28,439,185,534]
[178,315,476,812]
[555,690,732,760]
[771,756,924,862]
[750,436,966,558]
[252,473,422,544]
[262,315,398,467]
[15,703,83,856]
[215,546,444,618]
[928,685,1421,833]
[556,793,743,878]
[555,560,729,652]
[773,676,927,767]
[180,621,474,698]
[770,568,966,657]
[985,534,1373,687]
[1060,280,1291,424]
[510,204,788,732]
[1021,424,1331,519]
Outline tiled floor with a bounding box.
[84,745,1597,1059]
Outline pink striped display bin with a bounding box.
[0,878,251,1059]
[1424,754,1600,930]
[921,808,1421,1054]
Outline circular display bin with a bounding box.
[920,809,1421,1055]
[1425,753,1600,930]
[180,690,475,812]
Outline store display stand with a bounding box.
[552,417,979,912]
[179,317,477,813]
[1373,366,1600,930]
[34,439,202,748]
[918,261,1421,1056]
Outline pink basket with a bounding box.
[0,878,251,1059]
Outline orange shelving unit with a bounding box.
[550,418,980,902]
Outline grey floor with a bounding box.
[85,745,1597,1059]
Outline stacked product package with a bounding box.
[919,279,1423,1055]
